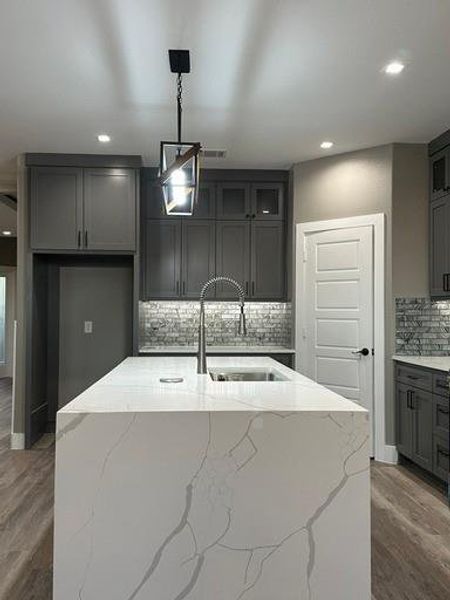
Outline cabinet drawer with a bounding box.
[433,372,449,397]
[433,434,449,482]
[395,364,432,392]
[433,395,449,436]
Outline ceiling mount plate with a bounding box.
[169,49,190,74]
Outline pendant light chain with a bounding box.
[177,73,183,144]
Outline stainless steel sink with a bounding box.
[208,368,288,382]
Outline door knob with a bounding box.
[352,348,370,356]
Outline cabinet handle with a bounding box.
[182,281,186,295]
[437,405,449,415]
[437,447,450,458]
[410,391,415,410]
[251,214,256,219]
[176,281,180,296]
[407,374,419,381]
[245,281,249,296]
[251,281,255,296]
[245,214,250,219]
[84,231,88,248]
[78,231,81,248]
[406,390,411,409]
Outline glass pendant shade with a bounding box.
[160,142,200,216]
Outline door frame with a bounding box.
[0,267,16,378]
[296,213,392,463]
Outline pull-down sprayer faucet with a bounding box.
[197,276,247,374]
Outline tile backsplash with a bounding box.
[396,297,450,355]
[139,301,292,348]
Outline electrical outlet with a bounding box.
[84,321,93,334]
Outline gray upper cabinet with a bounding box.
[251,222,285,299]
[84,169,136,251]
[251,183,284,220]
[145,220,181,298]
[30,167,83,250]
[430,197,450,297]
[181,221,215,298]
[216,221,251,298]
[430,147,450,202]
[30,166,137,252]
[217,183,251,220]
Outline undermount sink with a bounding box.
[208,367,289,382]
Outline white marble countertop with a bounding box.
[59,356,365,415]
[393,355,450,372]
[139,345,296,354]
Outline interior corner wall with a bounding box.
[291,144,396,446]
[392,143,428,298]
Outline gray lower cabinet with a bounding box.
[216,221,251,298]
[30,166,137,252]
[30,167,83,250]
[145,220,215,299]
[251,222,284,299]
[396,362,448,482]
[83,169,136,251]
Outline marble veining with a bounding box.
[396,297,450,355]
[53,358,370,600]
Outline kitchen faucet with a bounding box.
[197,276,247,374]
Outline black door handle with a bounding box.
[352,347,370,356]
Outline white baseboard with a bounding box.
[375,444,398,464]
[10,432,25,450]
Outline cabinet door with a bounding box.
[145,181,166,219]
[181,221,215,298]
[251,183,284,220]
[216,221,250,298]
[397,383,413,459]
[430,148,450,202]
[83,168,136,251]
[433,395,449,438]
[433,433,449,482]
[193,183,216,219]
[410,388,433,471]
[30,167,83,250]
[216,183,251,220]
[430,197,450,297]
[144,220,181,298]
[250,222,285,299]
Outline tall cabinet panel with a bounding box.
[251,222,285,299]
[181,221,215,298]
[216,221,251,298]
[84,169,136,251]
[145,220,181,298]
[30,167,83,250]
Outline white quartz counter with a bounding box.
[139,345,296,354]
[60,356,366,415]
[393,355,450,372]
[54,356,370,600]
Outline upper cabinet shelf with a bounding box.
[30,166,138,252]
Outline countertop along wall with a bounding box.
[291,143,428,448]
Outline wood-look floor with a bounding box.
[0,382,449,600]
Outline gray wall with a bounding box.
[291,143,428,447]
[392,144,429,297]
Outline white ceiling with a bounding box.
[1,0,450,173]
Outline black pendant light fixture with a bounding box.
[158,49,201,216]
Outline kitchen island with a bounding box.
[53,356,370,600]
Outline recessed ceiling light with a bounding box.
[384,61,405,75]
[320,141,334,149]
[2,231,12,236]
[97,134,111,143]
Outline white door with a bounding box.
[303,226,374,450]
[0,269,16,379]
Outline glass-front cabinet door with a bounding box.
[430,148,450,202]
[251,183,284,220]
[216,183,251,220]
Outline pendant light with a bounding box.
[158,49,201,216]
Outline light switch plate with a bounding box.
[84,321,93,334]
